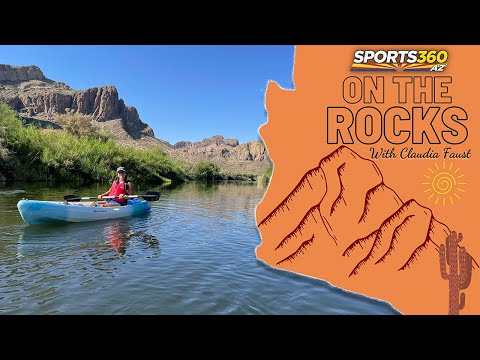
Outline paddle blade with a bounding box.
[64,194,81,202]
[141,191,160,201]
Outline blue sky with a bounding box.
[0,45,295,144]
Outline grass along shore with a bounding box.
[0,103,188,184]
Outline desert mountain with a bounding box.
[0,65,270,176]
[256,146,479,314]
[166,135,270,177]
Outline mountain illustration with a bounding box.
[256,145,478,314]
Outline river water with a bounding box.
[0,181,400,314]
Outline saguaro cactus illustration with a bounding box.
[439,231,472,315]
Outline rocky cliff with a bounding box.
[172,135,268,161]
[165,135,270,176]
[0,65,46,82]
[0,65,154,140]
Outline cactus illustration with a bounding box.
[439,231,472,315]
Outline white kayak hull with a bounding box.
[17,198,151,225]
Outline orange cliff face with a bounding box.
[255,46,480,315]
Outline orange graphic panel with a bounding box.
[256,45,479,315]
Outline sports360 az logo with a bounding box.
[351,50,448,72]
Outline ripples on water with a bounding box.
[0,181,400,315]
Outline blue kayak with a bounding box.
[17,198,151,225]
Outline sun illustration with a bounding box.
[422,161,466,206]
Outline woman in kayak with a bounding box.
[87,166,134,207]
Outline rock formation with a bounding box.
[0,65,46,82]
[166,135,270,176]
[0,65,153,140]
[172,135,268,161]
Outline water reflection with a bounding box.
[17,221,104,258]
[0,189,27,196]
[104,221,130,254]
[17,217,160,258]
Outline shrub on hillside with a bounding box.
[55,109,108,140]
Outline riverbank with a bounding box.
[0,103,188,184]
[0,103,271,184]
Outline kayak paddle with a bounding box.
[64,190,160,202]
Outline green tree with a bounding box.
[194,161,221,181]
